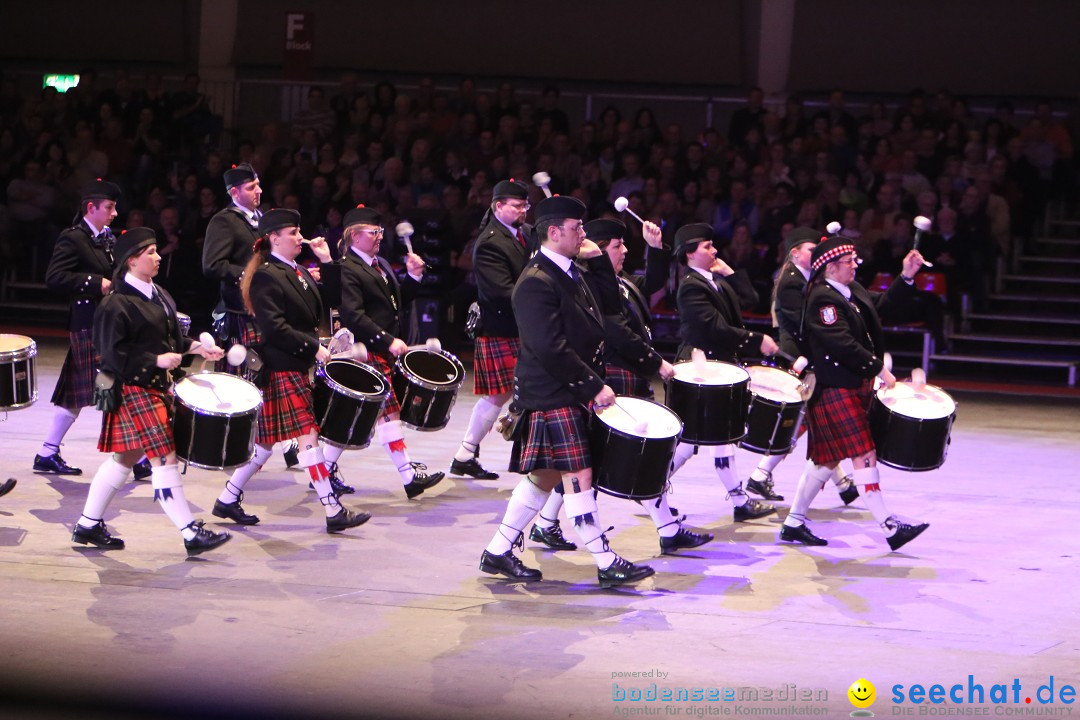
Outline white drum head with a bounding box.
[747,366,803,403]
[671,360,749,386]
[597,396,682,439]
[876,382,956,420]
[175,372,262,413]
[0,334,34,354]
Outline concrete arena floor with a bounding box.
[1,337,1078,719]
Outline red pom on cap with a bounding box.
[356,203,365,208]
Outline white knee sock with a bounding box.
[750,452,786,482]
[486,477,549,554]
[322,443,346,466]
[712,444,747,508]
[455,396,504,462]
[298,446,340,517]
[42,407,80,456]
[643,493,680,538]
[783,461,834,528]
[534,488,564,530]
[669,441,697,477]
[377,420,414,484]
[564,490,616,569]
[151,464,198,539]
[77,458,130,528]
[219,444,274,503]
[853,466,895,535]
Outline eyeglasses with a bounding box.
[558,222,583,233]
[837,256,862,266]
[357,227,384,237]
[503,201,530,211]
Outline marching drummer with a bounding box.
[37,179,122,477]
[744,227,859,505]
[667,223,780,525]
[778,234,929,550]
[212,209,371,533]
[582,218,712,555]
[71,227,231,556]
[326,205,445,500]
[203,162,300,468]
[479,195,655,588]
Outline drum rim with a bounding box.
[396,349,465,391]
[318,359,390,401]
[0,334,37,362]
[874,382,958,419]
[0,391,39,411]
[669,359,750,386]
[174,371,263,417]
[594,395,684,440]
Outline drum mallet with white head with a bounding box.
[912,216,934,267]
[405,338,442,353]
[533,172,553,198]
[613,196,647,226]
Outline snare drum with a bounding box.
[314,359,389,449]
[665,360,749,445]
[591,397,682,500]
[173,372,262,470]
[176,312,191,337]
[741,366,806,455]
[0,334,37,411]
[392,349,465,431]
[869,382,957,471]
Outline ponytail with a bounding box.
[240,236,270,315]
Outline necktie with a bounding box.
[372,259,396,309]
[295,267,309,291]
[516,229,526,248]
[100,228,115,264]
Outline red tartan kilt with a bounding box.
[366,352,402,417]
[51,329,98,409]
[98,386,175,459]
[604,364,654,400]
[473,336,519,395]
[256,370,319,446]
[806,381,875,466]
[510,405,591,473]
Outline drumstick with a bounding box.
[331,342,368,362]
[533,172,553,198]
[912,216,934,267]
[395,222,416,255]
[910,367,927,391]
[405,337,442,353]
[613,196,646,225]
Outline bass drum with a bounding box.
[313,359,388,449]
[665,360,749,445]
[740,366,806,455]
[591,396,682,500]
[0,334,37,411]
[173,372,262,470]
[869,381,957,471]
[392,349,465,431]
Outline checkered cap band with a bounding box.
[811,243,855,272]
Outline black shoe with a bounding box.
[283,440,300,469]
[779,523,828,546]
[132,459,152,482]
[72,520,125,549]
[529,521,577,551]
[450,456,499,480]
[328,464,355,496]
[184,521,232,557]
[0,478,15,498]
[659,527,714,554]
[886,519,929,551]
[838,482,860,506]
[598,556,655,589]
[733,498,777,521]
[403,464,446,499]
[746,472,785,501]
[326,506,371,533]
[34,453,82,475]
[479,549,542,581]
[212,498,260,525]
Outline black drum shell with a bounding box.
[869,395,955,471]
[174,401,258,471]
[313,360,388,449]
[665,376,749,445]
[591,402,681,500]
[741,394,805,455]
[392,350,464,431]
[0,336,37,411]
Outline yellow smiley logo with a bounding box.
[848,678,876,708]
